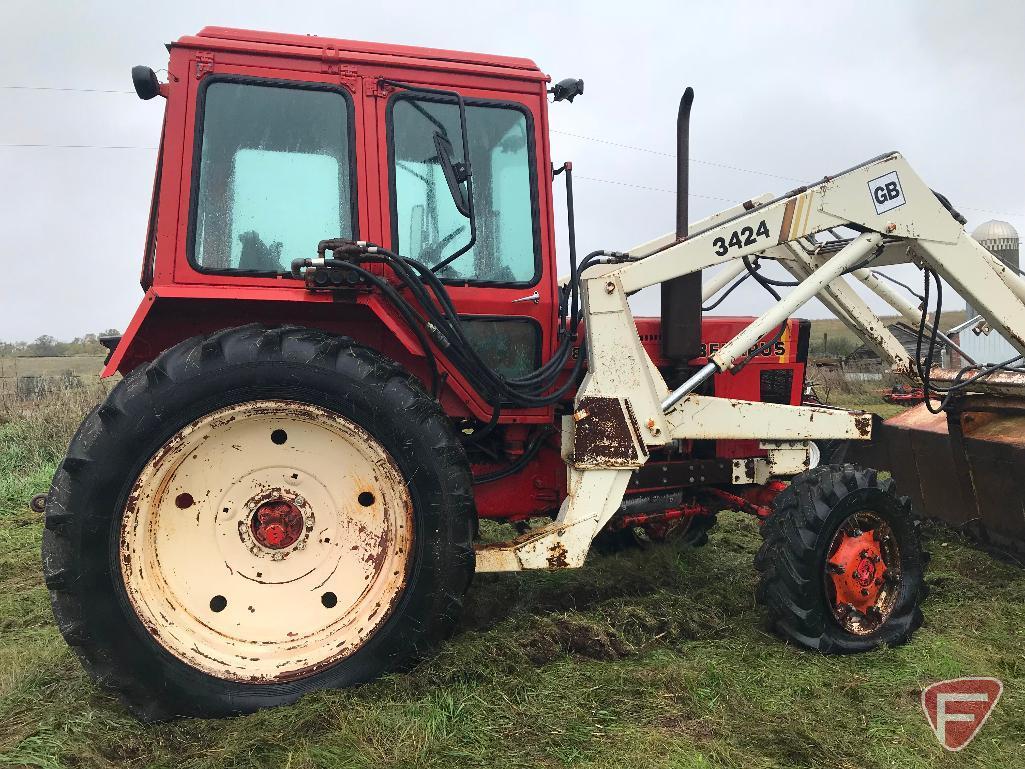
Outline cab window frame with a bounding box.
[385,91,542,289]
[185,74,359,279]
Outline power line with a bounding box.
[554,128,1025,220]
[2,83,1025,217]
[960,205,1025,220]
[0,108,1020,220]
[551,128,805,183]
[0,142,156,150]
[1,85,135,94]
[574,174,735,202]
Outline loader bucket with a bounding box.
[849,395,1025,562]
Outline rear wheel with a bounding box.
[43,325,474,719]
[755,465,926,653]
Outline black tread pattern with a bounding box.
[43,324,475,719]
[754,464,927,654]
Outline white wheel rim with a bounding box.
[119,400,413,682]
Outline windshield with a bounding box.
[390,97,537,284]
[191,80,356,274]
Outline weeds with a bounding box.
[0,383,108,512]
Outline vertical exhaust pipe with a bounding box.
[661,87,703,381]
[676,87,694,241]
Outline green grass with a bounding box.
[2,395,1024,768]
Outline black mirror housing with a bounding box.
[550,78,584,103]
[433,132,471,218]
[132,65,161,100]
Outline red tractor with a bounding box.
[42,27,928,719]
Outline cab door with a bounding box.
[371,77,557,421]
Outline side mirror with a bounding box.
[131,65,161,100]
[549,78,584,103]
[433,132,471,218]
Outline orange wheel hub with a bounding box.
[828,530,887,614]
[251,499,305,550]
[824,511,901,634]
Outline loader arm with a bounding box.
[476,151,1025,572]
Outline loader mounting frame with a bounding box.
[475,151,1025,572]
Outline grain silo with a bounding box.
[960,220,1020,364]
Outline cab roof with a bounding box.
[174,27,548,81]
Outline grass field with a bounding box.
[2,387,1023,768]
[807,311,968,358]
[0,357,106,396]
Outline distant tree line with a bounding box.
[0,331,121,358]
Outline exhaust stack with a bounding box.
[661,88,703,379]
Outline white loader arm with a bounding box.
[475,151,1025,572]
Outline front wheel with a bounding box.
[755,465,927,654]
[42,325,474,719]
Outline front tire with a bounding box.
[755,465,926,654]
[42,325,474,719]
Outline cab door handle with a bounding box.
[511,291,540,305]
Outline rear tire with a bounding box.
[43,325,474,719]
[755,465,926,654]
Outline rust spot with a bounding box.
[854,414,873,439]
[572,396,640,466]
[174,492,194,509]
[547,542,569,569]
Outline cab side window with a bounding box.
[191,80,356,274]
[390,96,538,285]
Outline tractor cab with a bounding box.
[113,27,561,425]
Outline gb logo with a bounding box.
[868,170,906,215]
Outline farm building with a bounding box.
[842,322,953,378]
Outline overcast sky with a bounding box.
[2,1,1023,341]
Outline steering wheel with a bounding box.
[425,226,467,271]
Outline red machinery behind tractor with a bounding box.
[40,27,974,720]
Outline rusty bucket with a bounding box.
[850,381,1025,562]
